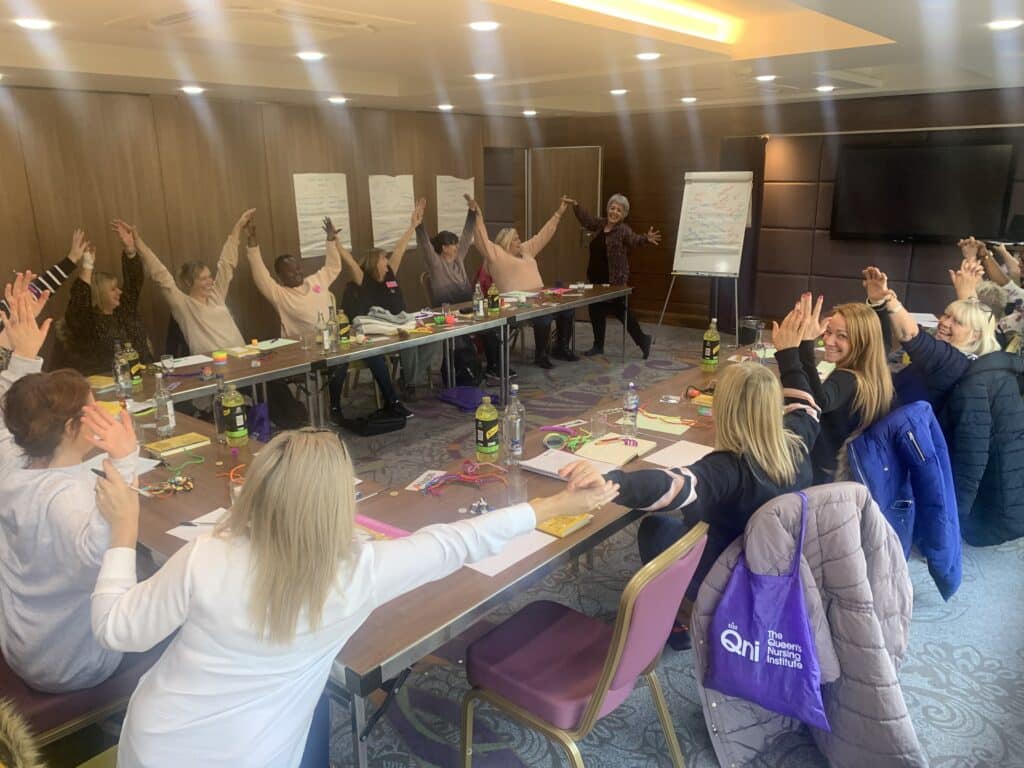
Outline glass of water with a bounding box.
[160,354,175,374]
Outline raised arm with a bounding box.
[572,201,604,233]
[949,258,983,300]
[128,221,184,307]
[318,229,343,286]
[980,244,1010,286]
[211,209,254,303]
[466,195,497,264]
[414,202,441,269]
[0,275,51,401]
[109,220,144,315]
[388,199,424,275]
[0,231,82,334]
[455,208,477,262]
[325,216,364,286]
[993,242,1022,283]
[243,220,279,304]
[520,196,571,258]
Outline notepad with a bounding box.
[171,354,214,367]
[537,513,593,538]
[256,338,298,351]
[83,453,162,476]
[574,433,657,467]
[167,508,227,542]
[225,345,261,358]
[144,432,211,458]
[618,413,690,436]
[645,440,714,469]
[520,448,618,481]
[87,375,116,393]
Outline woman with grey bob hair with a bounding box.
[571,194,661,359]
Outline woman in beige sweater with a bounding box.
[125,210,253,355]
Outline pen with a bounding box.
[356,490,380,503]
[91,468,153,497]
[178,520,216,527]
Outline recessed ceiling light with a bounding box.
[180,86,206,95]
[987,18,1023,31]
[296,51,326,62]
[522,109,537,117]
[327,96,348,104]
[469,21,500,32]
[755,75,777,82]
[609,88,628,95]
[438,103,454,111]
[14,18,54,30]
[681,96,697,104]
[473,72,495,81]
[816,85,836,93]
[636,52,661,61]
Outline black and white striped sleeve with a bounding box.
[606,467,699,513]
[0,256,76,330]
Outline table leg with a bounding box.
[445,337,456,392]
[351,694,369,768]
[308,370,323,428]
[622,292,629,364]
[500,323,511,406]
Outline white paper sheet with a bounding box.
[256,338,298,351]
[369,174,415,249]
[406,469,447,492]
[171,354,213,368]
[645,440,714,469]
[435,175,475,236]
[293,173,354,258]
[519,448,618,481]
[83,453,163,476]
[909,312,939,329]
[467,529,556,576]
[167,507,228,542]
[672,171,752,277]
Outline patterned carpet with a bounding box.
[330,323,1024,768]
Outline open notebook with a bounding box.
[520,448,618,480]
[574,432,657,467]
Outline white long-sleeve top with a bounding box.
[91,503,537,768]
[0,354,138,692]
[137,236,245,354]
[246,242,342,338]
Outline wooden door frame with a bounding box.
[526,145,603,237]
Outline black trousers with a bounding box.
[590,297,646,351]
[327,355,399,410]
[532,310,574,360]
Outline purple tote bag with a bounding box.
[703,491,830,731]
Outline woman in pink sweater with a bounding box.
[469,195,579,369]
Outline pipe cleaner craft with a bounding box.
[141,453,205,498]
[539,424,593,452]
[418,460,508,496]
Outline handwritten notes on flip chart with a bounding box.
[369,174,416,249]
[293,174,353,258]
[436,176,475,236]
[672,171,753,277]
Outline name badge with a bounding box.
[385,280,399,289]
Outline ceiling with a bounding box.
[0,0,1021,115]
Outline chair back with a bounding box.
[574,523,708,734]
[420,271,434,307]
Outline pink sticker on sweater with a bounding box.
[313,285,322,293]
[385,280,398,289]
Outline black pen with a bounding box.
[91,468,152,497]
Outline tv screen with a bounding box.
[830,143,1015,242]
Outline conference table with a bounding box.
[135,350,717,767]
[99,286,633,417]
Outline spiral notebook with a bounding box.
[574,433,657,467]
[519,448,618,480]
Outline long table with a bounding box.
[100,286,634,416]
[137,355,715,767]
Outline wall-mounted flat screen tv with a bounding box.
[830,143,1015,242]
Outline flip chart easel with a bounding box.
[655,171,753,345]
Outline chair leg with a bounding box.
[646,671,685,768]
[461,691,479,768]
[554,732,586,768]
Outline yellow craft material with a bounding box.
[537,513,593,538]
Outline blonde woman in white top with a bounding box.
[91,430,619,767]
[0,276,137,691]
[121,210,254,354]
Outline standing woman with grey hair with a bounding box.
[572,194,661,358]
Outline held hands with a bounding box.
[2,274,52,357]
[94,458,140,549]
[463,193,478,212]
[81,404,137,460]
[957,236,982,263]
[82,245,96,271]
[110,219,138,254]
[68,228,88,265]
[556,195,575,216]
[949,258,983,300]
[411,197,426,227]
[232,208,257,238]
[862,266,889,303]
[646,227,662,245]
[243,213,257,246]
[322,216,338,241]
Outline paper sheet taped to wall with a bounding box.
[672,171,752,277]
[369,174,416,249]
[436,175,475,236]
[293,173,353,259]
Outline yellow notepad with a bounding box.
[575,433,657,467]
[225,345,260,358]
[144,432,211,458]
[537,513,593,538]
[87,375,116,392]
[95,400,123,417]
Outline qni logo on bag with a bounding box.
[720,623,805,669]
[720,622,760,663]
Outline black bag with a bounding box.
[443,336,484,387]
[338,408,406,436]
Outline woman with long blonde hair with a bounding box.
[563,304,823,650]
[89,428,618,767]
[794,293,894,483]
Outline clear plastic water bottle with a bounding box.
[153,372,176,438]
[473,282,486,318]
[503,384,526,466]
[112,341,133,401]
[622,381,639,437]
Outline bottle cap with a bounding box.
[510,383,518,394]
[482,396,491,404]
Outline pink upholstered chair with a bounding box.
[461,522,708,767]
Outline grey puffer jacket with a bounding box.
[691,483,927,767]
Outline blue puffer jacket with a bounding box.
[847,401,961,600]
[942,352,1024,547]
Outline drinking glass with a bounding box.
[160,354,175,374]
[299,333,311,351]
[441,302,452,319]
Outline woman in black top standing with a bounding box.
[64,222,153,375]
[572,194,661,359]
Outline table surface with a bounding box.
[98,286,632,406]
[138,348,716,697]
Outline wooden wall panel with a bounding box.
[0,92,42,276]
